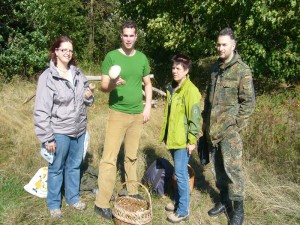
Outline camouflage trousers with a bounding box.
[210,130,245,201]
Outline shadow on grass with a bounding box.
[141,146,163,168]
[114,143,220,214]
[116,143,125,183]
[140,145,219,205]
[189,155,218,200]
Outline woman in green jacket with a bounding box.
[159,54,202,223]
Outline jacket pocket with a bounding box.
[222,80,238,105]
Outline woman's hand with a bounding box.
[85,83,95,98]
[46,141,56,153]
[187,143,196,155]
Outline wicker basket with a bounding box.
[112,181,152,225]
[171,164,195,193]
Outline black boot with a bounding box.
[230,201,244,225]
[208,202,226,217]
[208,191,233,217]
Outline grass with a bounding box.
[0,77,299,225]
[243,86,300,183]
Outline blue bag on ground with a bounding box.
[142,157,174,197]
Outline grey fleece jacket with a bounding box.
[34,61,94,144]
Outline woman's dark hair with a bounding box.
[171,54,192,71]
[49,35,77,66]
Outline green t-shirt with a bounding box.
[101,49,150,114]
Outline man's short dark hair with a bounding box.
[219,27,235,40]
[121,20,137,33]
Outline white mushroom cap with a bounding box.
[109,65,121,79]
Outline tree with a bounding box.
[0,0,47,80]
[83,0,121,68]
[0,0,88,80]
[1,0,299,84]
[0,0,123,80]
[121,0,300,86]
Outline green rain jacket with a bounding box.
[203,52,256,146]
[159,76,202,149]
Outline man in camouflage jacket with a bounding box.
[203,28,255,225]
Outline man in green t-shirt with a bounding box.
[94,20,152,220]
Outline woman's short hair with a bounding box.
[171,54,192,71]
[49,35,77,66]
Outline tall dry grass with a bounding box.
[242,86,300,183]
[0,77,299,225]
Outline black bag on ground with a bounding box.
[197,135,210,166]
[80,164,98,192]
[141,157,174,197]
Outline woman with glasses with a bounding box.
[159,54,202,223]
[34,35,94,218]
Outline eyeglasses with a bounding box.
[57,48,74,54]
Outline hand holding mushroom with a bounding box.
[85,83,95,98]
[109,65,126,85]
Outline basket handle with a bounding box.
[115,180,152,211]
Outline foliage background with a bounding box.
[1,0,299,87]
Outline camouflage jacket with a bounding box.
[203,52,255,146]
